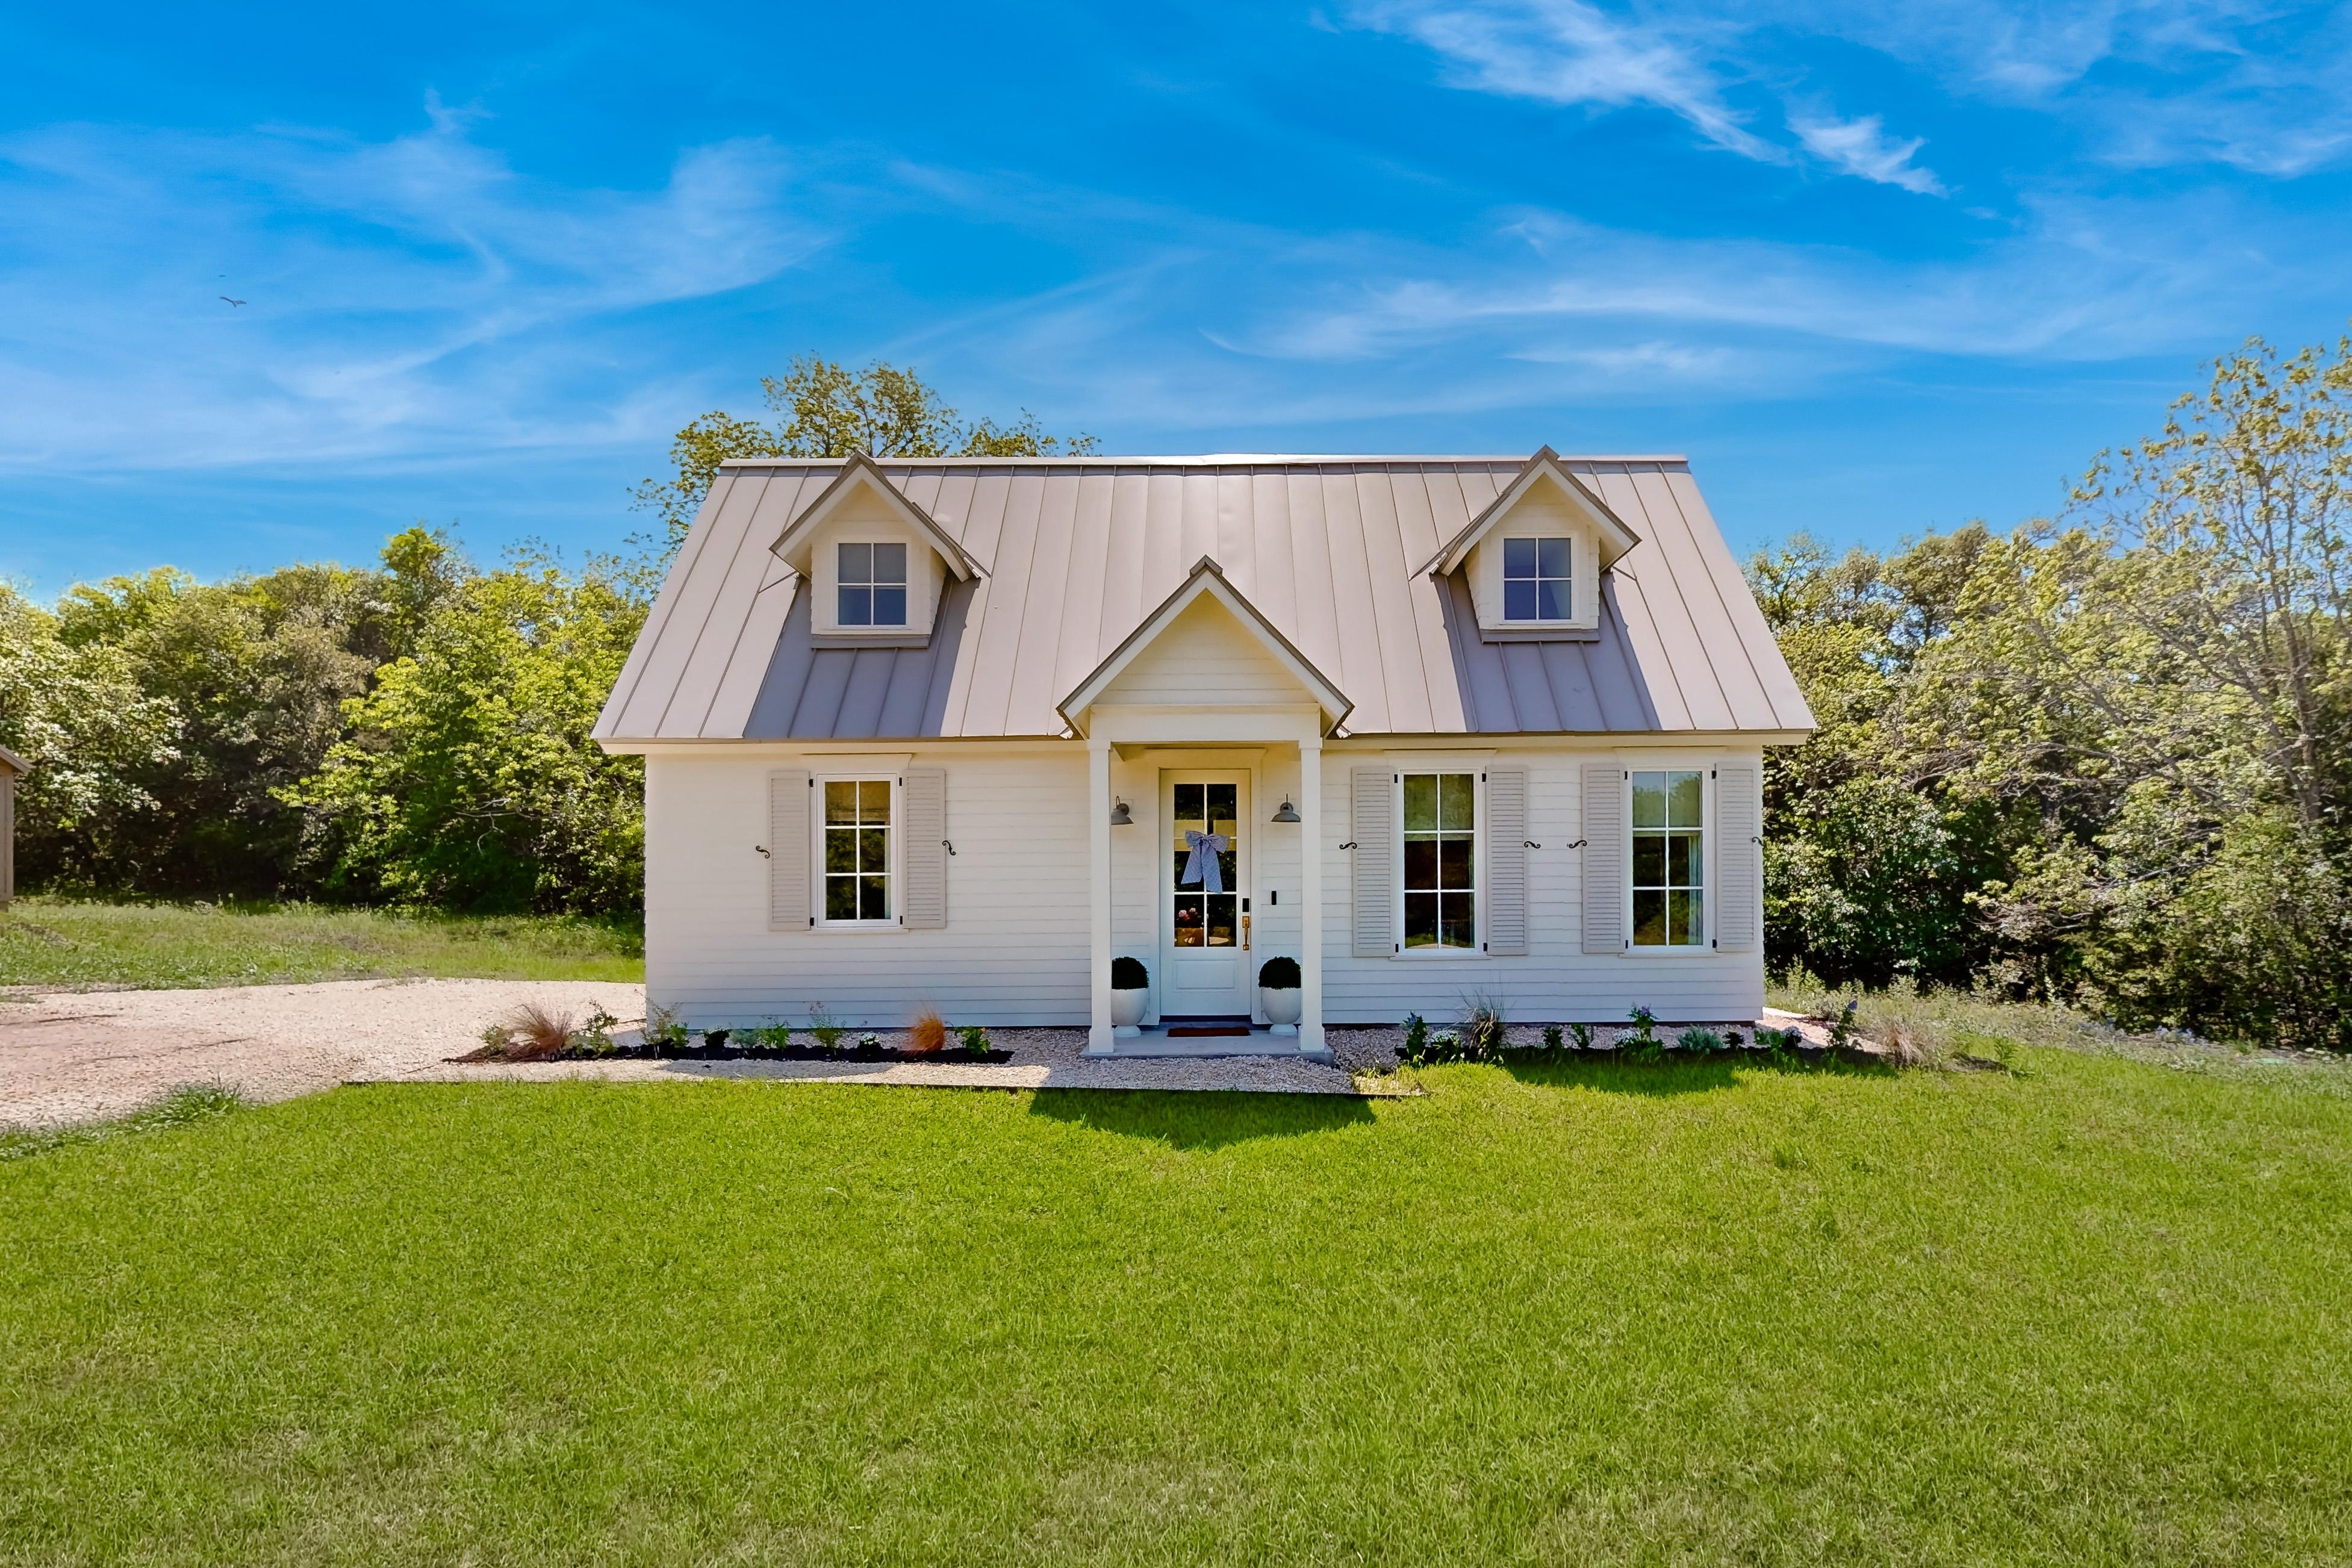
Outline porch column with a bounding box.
[1298,732,1328,1059]
[1088,734,1113,1051]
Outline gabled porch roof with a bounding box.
[1056,556,1353,738]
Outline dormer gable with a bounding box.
[767,453,983,644]
[1417,447,1642,641]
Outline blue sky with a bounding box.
[5,1,2350,594]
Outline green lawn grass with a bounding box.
[4,1053,2348,1565]
[0,898,642,989]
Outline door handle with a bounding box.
[1242,913,1251,951]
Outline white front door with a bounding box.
[1162,772,1251,1017]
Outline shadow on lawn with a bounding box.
[1027,1089,1375,1150]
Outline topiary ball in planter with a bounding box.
[1110,955,1148,1031]
[1257,955,1302,1031]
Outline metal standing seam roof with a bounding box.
[593,455,1815,742]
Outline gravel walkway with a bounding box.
[0,979,644,1131]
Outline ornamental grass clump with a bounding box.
[1459,995,1506,1061]
[909,1009,948,1053]
[462,1002,575,1062]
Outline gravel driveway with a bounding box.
[0,979,644,1131]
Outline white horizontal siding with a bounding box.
[647,751,1091,1027]
[646,744,1766,1029]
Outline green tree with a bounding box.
[293,551,648,912]
[631,355,1097,549]
[0,585,181,889]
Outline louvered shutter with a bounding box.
[1484,768,1528,956]
[1714,764,1759,952]
[1581,763,1625,954]
[769,770,811,930]
[901,768,948,929]
[1351,767,1394,957]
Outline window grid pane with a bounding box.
[1630,770,1703,947]
[822,778,891,921]
[1501,536,1573,621]
[1401,771,1476,949]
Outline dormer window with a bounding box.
[837,543,907,627]
[1502,538,1571,621]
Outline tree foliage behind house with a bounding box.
[630,354,1098,551]
[1754,335,2352,1048]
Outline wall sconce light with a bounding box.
[1109,798,1134,826]
[1270,797,1301,823]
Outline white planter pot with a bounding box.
[1260,986,1302,1031]
[1110,988,1148,1033]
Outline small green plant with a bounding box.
[477,1019,511,1051]
[1625,1006,1663,1063]
[957,1023,990,1055]
[857,1032,883,1051]
[807,1004,845,1051]
[1258,955,1301,989]
[1543,1024,1564,1052]
[573,1007,623,1057]
[1402,1012,1429,1065]
[748,1022,792,1055]
[1828,999,1859,1051]
[1678,1027,1724,1054]
[644,1003,689,1052]
[1725,1029,1744,1047]
[1755,1026,1801,1063]
[1568,1021,1595,1051]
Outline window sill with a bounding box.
[1479,623,1600,643]
[810,630,930,649]
[812,921,906,933]
[1390,948,1488,960]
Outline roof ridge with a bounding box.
[717,453,1691,468]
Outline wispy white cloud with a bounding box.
[1349,0,1779,161]
[0,104,820,473]
[1790,113,1946,194]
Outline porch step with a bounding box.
[1082,1028,1331,1061]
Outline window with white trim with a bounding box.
[821,779,894,922]
[1502,537,1572,621]
[1631,770,1703,946]
[1401,772,1476,950]
[837,543,908,627]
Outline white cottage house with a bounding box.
[594,449,1813,1058]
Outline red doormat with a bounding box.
[1166,1025,1254,1038]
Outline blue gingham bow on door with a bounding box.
[1181,830,1231,892]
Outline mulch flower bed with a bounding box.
[574,1031,1015,1065]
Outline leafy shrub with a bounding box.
[746,1022,792,1056]
[1625,1007,1663,1063]
[807,1004,844,1050]
[910,1009,947,1053]
[574,1006,622,1056]
[1828,999,1859,1051]
[1677,1027,1724,1054]
[1543,1024,1564,1051]
[1257,955,1301,989]
[1402,1012,1428,1065]
[644,1003,688,1051]
[857,1033,882,1050]
[1112,956,1148,990]
[957,1023,990,1055]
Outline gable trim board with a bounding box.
[1418,446,1644,578]
[766,451,983,582]
[1059,556,1353,738]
